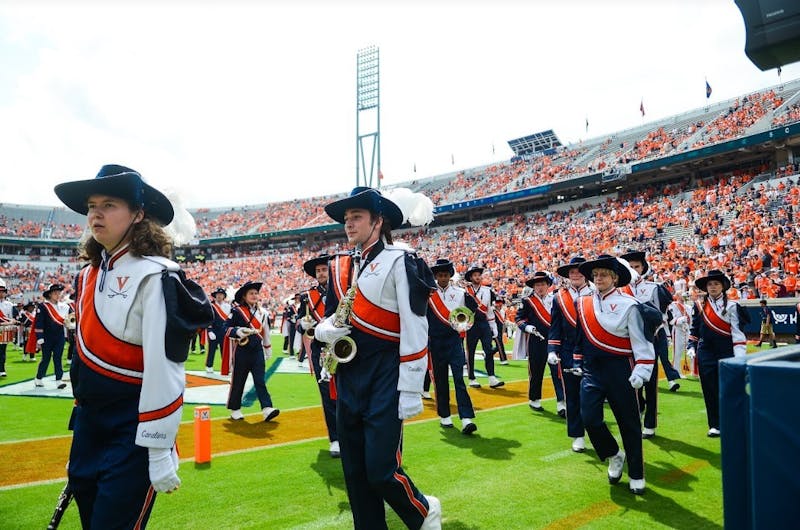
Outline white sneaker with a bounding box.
[440,416,454,428]
[421,391,432,399]
[571,437,585,453]
[468,379,481,388]
[669,380,680,392]
[34,378,44,388]
[329,440,340,458]
[488,375,504,388]
[230,409,244,420]
[499,360,509,365]
[707,427,721,438]
[56,380,67,390]
[529,399,543,411]
[557,400,566,417]
[629,478,646,494]
[420,495,442,530]
[461,417,477,435]
[0,372,6,377]
[608,450,625,484]
[642,427,656,439]
[205,366,214,374]
[262,406,280,422]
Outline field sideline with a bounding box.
[0,339,727,529]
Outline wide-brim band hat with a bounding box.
[579,255,632,287]
[210,287,226,298]
[694,269,731,293]
[42,283,65,297]
[234,281,263,303]
[556,256,587,278]
[303,253,331,278]
[324,187,404,229]
[54,164,175,226]
[525,271,553,287]
[430,258,455,277]
[620,250,649,274]
[23,301,35,310]
[464,264,484,280]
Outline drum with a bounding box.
[0,324,18,344]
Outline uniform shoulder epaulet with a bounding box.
[142,255,181,273]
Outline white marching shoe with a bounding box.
[440,416,454,428]
[34,378,44,388]
[629,478,646,495]
[262,407,280,422]
[329,440,340,458]
[607,450,625,484]
[229,409,244,420]
[571,437,585,453]
[488,375,504,388]
[468,379,481,388]
[420,495,442,530]
[205,366,214,374]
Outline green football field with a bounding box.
[0,337,729,529]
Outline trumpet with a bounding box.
[64,313,76,331]
[449,306,475,332]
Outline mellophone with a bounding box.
[0,324,19,344]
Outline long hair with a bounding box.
[369,212,394,245]
[79,215,172,267]
[702,291,728,316]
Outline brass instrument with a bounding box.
[448,306,475,332]
[301,295,316,338]
[321,251,360,376]
[65,313,76,331]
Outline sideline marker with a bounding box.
[194,405,212,464]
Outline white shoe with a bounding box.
[440,416,454,428]
[557,400,566,417]
[329,440,340,458]
[262,406,280,422]
[629,478,646,494]
[642,427,656,439]
[461,417,477,435]
[488,375,504,388]
[468,379,481,388]
[420,495,442,530]
[205,366,214,374]
[0,372,6,377]
[499,360,509,365]
[528,399,543,411]
[608,450,625,484]
[571,437,585,453]
[421,391,432,400]
[56,380,67,390]
[230,409,244,420]
[34,378,44,388]
[669,380,680,392]
[707,427,721,438]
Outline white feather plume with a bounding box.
[162,189,197,247]
[382,187,435,227]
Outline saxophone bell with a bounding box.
[65,313,77,331]
[449,306,475,332]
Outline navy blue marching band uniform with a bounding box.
[548,258,593,446]
[574,256,655,491]
[463,266,504,388]
[35,284,68,387]
[491,297,508,363]
[426,258,477,433]
[298,254,338,452]
[205,288,230,373]
[687,270,746,435]
[516,272,564,410]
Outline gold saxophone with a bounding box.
[301,295,316,338]
[321,252,360,376]
[449,306,475,332]
[64,313,77,331]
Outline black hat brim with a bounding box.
[54,173,174,226]
[234,281,263,303]
[556,263,585,278]
[430,264,455,277]
[620,251,649,274]
[525,275,553,287]
[465,267,484,279]
[303,256,330,278]
[324,189,404,228]
[578,257,632,287]
[695,275,731,293]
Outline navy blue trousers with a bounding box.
[698,344,733,429]
[227,348,273,410]
[310,341,337,442]
[561,370,584,437]
[466,321,495,379]
[527,337,564,401]
[205,338,222,368]
[336,349,430,529]
[580,355,644,480]
[36,337,65,380]
[430,334,475,419]
[68,398,157,529]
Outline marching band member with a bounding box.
[225,281,279,422]
[463,265,504,389]
[548,256,593,452]
[427,258,477,434]
[574,255,655,495]
[492,297,510,365]
[667,294,691,375]
[297,253,340,457]
[21,301,38,362]
[0,279,14,377]
[54,164,187,527]
[205,287,230,374]
[34,283,69,389]
[315,186,441,530]
[620,250,680,441]
[686,270,747,438]
[517,271,564,414]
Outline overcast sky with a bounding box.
[1,0,798,209]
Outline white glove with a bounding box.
[208,331,216,341]
[547,352,560,365]
[398,390,423,420]
[299,318,315,331]
[569,366,583,377]
[686,347,696,361]
[37,338,45,345]
[236,327,256,338]
[318,364,332,383]
[733,344,746,358]
[628,363,653,389]
[489,320,498,339]
[524,325,536,335]
[263,345,272,360]
[314,316,351,344]
[148,447,180,493]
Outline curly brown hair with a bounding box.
[79,215,172,267]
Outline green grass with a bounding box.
[1,340,726,529]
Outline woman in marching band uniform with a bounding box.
[34,283,69,389]
[225,281,279,422]
[574,255,655,495]
[686,270,747,438]
[0,279,14,377]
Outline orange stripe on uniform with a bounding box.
[578,297,633,356]
[139,395,184,422]
[702,302,732,336]
[401,346,428,362]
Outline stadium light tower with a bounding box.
[356,46,380,188]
